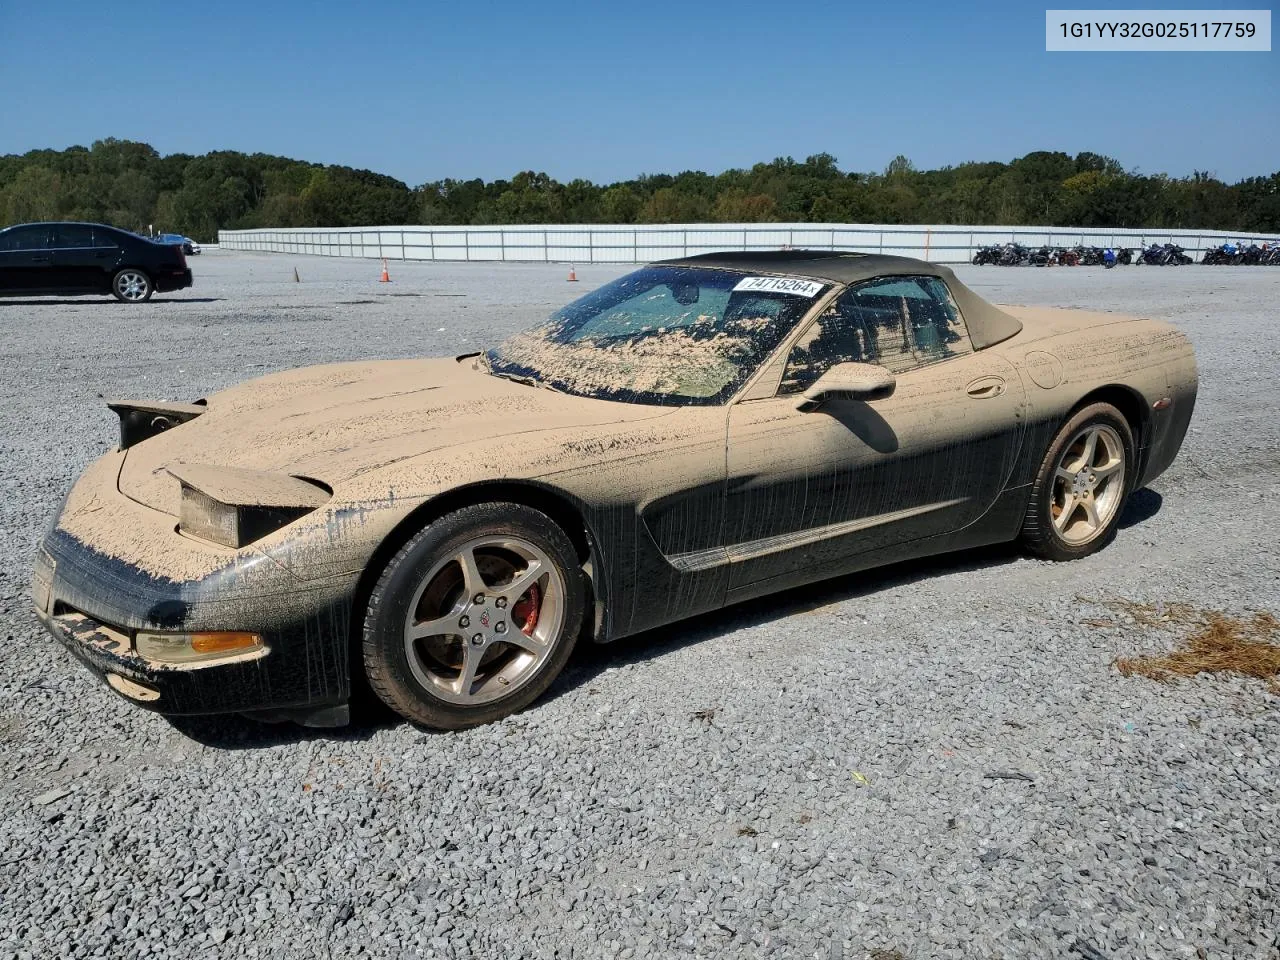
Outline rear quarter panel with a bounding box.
[997,308,1197,490]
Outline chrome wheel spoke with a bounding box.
[454,643,482,697]
[1081,496,1101,529]
[1081,429,1100,467]
[502,560,543,603]
[500,629,547,654]
[1056,467,1076,485]
[408,615,460,641]
[1054,494,1078,531]
[456,546,487,596]
[1094,459,1122,480]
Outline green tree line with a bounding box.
[2,139,1277,242]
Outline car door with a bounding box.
[51,224,115,291]
[724,275,1026,595]
[0,225,55,293]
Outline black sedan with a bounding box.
[0,221,193,302]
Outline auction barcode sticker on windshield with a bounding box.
[733,276,826,297]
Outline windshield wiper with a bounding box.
[488,370,565,394]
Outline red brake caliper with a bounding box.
[512,583,541,636]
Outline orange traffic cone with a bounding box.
[567,265,578,282]
[379,259,391,283]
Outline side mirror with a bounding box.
[796,362,896,410]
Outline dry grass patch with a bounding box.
[1088,599,1280,692]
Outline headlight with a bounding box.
[107,399,206,449]
[168,464,330,548]
[136,630,264,664]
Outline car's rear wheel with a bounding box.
[362,503,585,729]
[1020,402,1134,561]
[112,268,153,302]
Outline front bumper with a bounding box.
[34,523,355,719]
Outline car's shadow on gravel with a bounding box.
[165,700,398,749]
[1117,487,1162,528]
[548,487,1166,703]
[0,298,224,306]
[547,544,1019,704]
[165,489,1165,747]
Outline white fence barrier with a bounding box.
[218,222,1280,265]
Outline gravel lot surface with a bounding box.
[1,252,1277,960]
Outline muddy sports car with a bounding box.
[32,251,1197,729]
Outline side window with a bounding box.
[0,226,52,252]
[54,224,96,248]
[779,275,973,394]
[92,227,120,248]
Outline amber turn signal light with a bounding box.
[191,632,262,654]
[136,630,264,664]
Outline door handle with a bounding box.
[30,256,52,263]
[966,376,1006,399]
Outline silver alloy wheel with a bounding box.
[1051,423,1125,545]
[402,535,564,706]
[114,271,150,301]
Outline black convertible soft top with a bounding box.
[658,250,1023,350]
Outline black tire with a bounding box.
[111,268,154,302]
[362,503,585,729]
[1020,402,1135,562]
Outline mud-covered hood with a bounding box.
[118,356,668,514]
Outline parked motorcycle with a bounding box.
[1201,243,1238,264]
[1241,243,1265,265]
[1137,243,1192,265]
[998,242,1030,266]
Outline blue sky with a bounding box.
[0,0,1275,184]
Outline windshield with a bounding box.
[485,266,828,405]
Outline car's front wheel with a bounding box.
[111,268,153,302]
[1020,402,1134,561]
[362,503,585,729]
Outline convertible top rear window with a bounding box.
[485,266,828,406]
